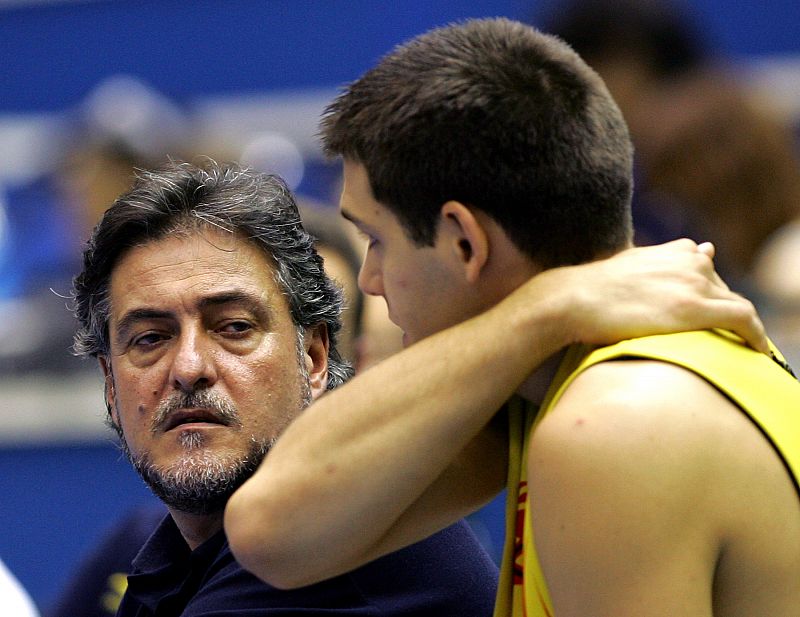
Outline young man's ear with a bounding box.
[304,325,330,400]
[439,201,490,283]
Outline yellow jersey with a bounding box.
[494,330,800,617]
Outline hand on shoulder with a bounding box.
[517,239,767,352]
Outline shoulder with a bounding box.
[535,357,748,458]
[529,360,726,522]
[188,543,357,613]
[194,529,497,616]
[528,356,795,543]
[526,348,800,615]
[523,361,739,613]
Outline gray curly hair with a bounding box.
[72,158,352,390]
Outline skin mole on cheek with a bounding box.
[139,405,146,414]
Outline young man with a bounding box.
[71,160,502,616]
[225,19,799,616]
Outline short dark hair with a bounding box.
[320,17,633,268]
[72,159,352,390]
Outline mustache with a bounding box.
[151,389,242,433]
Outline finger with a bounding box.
[664,237,699,252]
[700,254,729,291]
[689,244,729,291]
[709,298,769,354]
[697,241,715,259]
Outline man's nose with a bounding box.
[169,329,217,392]
[358,250,384,297]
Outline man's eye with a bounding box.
[219,321,253,335]
[132,332,166,348]
[356,229,379,248]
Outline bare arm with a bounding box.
[225,239,766,589]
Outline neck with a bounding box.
[516,348,568,405]
[169,509,224,550]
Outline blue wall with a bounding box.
[0,0,533,113]
[1,0,797,113]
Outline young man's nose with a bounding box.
[358,252,384,297]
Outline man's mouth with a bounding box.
[162,408,230,432]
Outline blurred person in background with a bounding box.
[536,0,800,364]
[70,158,500,616]
[544,0,800,364]
[296,198,365,366]
[632,70,800,362]
[0,76,188,376]
[47,506,165,617]
[302,200,404,371]
[631,71,800,287]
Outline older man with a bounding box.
[71,159,500,616]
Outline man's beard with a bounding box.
[110,346,312,515]
[127,429,273,515]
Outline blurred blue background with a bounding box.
[2,0,799,114]
[0,0,798,613]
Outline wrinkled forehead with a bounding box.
[114,222,282,282]
[109,228,286,310]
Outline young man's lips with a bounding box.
[162,408,228,432]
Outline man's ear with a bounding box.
[439,201,490,283]
[98,355,118,423]
[304,325,330,400]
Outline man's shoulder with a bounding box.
[346,521,498,615]
[356,519,498,578]
[527,338,800,615]
[182,524,497,616]
[181,540,359,613]
[529,345,798,527]
[538,329,800,460]
[534,357,732,467]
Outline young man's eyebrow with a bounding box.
[340,209,376,237]
[339,208,360,226]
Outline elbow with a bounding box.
[224,487,322,590]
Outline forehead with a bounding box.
[340,160,371,200]
[340,161,373,215]
[339,160,398,231]
[108,229,287,318]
